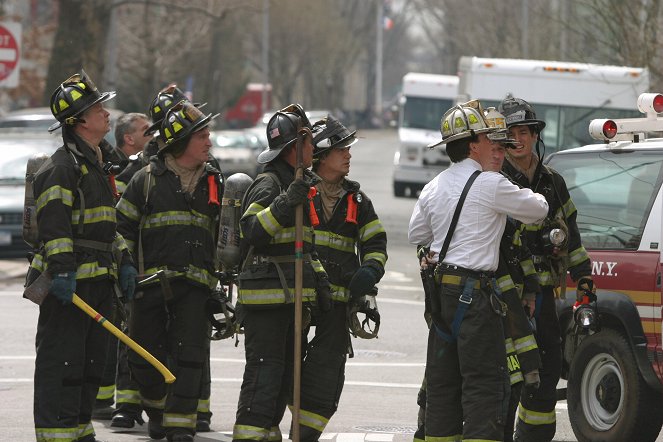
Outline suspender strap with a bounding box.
[73,238,114,253]
[439,170,481,262]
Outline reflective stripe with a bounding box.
[142,395,166,410]
[95,383,115,400]
[558,198,577,218]
[117,197,141,222]
[521,259,536,277]
[163,412,196,429]
[71,205,116,225]
[115,388,141,405]
[364,251,387,266]
[424,435,462,442]
[143,210,214,235]
[141,265,217,289]
[77,261,115,280]
[537,270,554,287]
[197,398,210,413]
[311,259,325,273]
[116,179,127,194]
[233,424,269,441]
[35,427,79,441]
[256,206,282,237]
[359,219,386,242]
[518,403,556,425]
[496,274,516,292]
[514,334,538,354]
[238,288,317,305]
[44,237,74,257]
[288,405,329,432]
[273,227,314,244]
[330,283,350,302]
[30,253,45,272]
[316,230,355,253]
[36,185,74,212]
[113,233,130,252]
[568,246,590,267]
[76,422,94,439]
[267,426,282,441]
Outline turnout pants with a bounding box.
[426,272,509,442]
[113,303,143,419]
[297,302,349,440]
[515,286,561,442]
[128,280,209,439]
[34,279,113,442]
[233,304,297,442]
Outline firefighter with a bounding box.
[499,96,594,442]
[116,100,223,442]
[232,105,332,442]
[293,115,387,440]
[26,70,135,442]
[408,100,548,441]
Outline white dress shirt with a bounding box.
[408,158,548,271]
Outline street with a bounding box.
[0,128,658,442]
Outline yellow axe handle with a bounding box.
[72,293,175,384]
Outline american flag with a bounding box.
[270,127,280,139]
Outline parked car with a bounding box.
[0,106,125,146]
[547,93,663,442]
[0,135,61,258]
[210,130,262,178]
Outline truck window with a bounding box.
[547,150,663,250]
[401,97,453,131]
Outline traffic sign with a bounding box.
[0,22,21,88]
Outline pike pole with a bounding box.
[292,125,309,442]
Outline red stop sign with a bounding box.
[0,25,19,82]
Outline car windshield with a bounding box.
[547,149,663,250]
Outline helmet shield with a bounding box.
[484,107,516,145]
[312,115,357,157]
[160,100,218,150]
[48,69,116,132]
[498,96,546,132]
[428,99,495,149]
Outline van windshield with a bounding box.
[401,97,453,131]
[546,149,663,250]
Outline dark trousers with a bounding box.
[128,280,209,438]
[515,286,561,442]
[298,302,349,440]
[95,297,120,409]
[233,304,296,441]
[34,279,113,441]
[114,302,142,417]
[426,278,509,442]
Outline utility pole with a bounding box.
[521,0,529,58]
[375,0,384,126]
[261,0,269,116]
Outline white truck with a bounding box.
[392,72,458,197]
[457,56,650,152]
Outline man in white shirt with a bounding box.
[408,100,548,442]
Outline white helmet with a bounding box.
[428,100,495,148]
[484,107,516,144]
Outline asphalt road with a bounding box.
[0,129,660,441]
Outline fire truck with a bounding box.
[547,93,663,442]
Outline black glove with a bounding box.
[315,273,332,313]
[348,265,380,302]
[285,178,311,207]
[50,271,76,305]
[576,276,596,302]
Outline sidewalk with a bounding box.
[0,258,28,282]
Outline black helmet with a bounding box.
[498,95,546,132]
[160,100,219,151]
[312,115,357,157]
[144,84,190,136]
[258,103,313,165]
[48,69,116,132]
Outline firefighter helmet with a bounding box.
[498,95,546,132]
[428,100,495,148]
[312,115,357,157]
[347,292,380,339]
[205,291,236,340]
[160,100,219,150]
[144,84,190,136]
[484,107,516,145]
[48,69,116,132]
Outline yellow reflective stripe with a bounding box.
[510,370,524,385]
[463,440,502,442]
[267,426,282,441]
[233,424,269,441]
[115,388,141,405]
[77,422,94,439]
[330,283,350,302]
[496,274,515,292]
[568,246,590,267]
[256,206,283,236]
[288,405,329,432]
[424,435,462,442]
[116,180,127,194]
[359,219,386,242]
[142,265,217,289]
[239,288,317,304]
[558,198,577,218]
[71,205,116,225]
[518,403,556,425]
[143,210,214,233]
[113,233,130,252]
[117,197,141,222]
[524,223,542,232]
[45,237,74,257]
[142,395,166,409]
[364,252,387,266]
[163,412,196,429]
[95,384,115,400]
[243,202,264,217]
[125,238,135,251]
[316,230,355,252]
[273,227,313,244]
[80,164,88,175]
[521,259,536,277]
[537,270,554,287]
[512,228,522,246]
[311,259,325,273]
[77,262,115,279]
[197,398,210,413]
[514,334,539,354]
[36,185,74,212]
[36,427,79,441]
[505,338,515,354]
[30,253,45,272]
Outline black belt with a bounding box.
[436,263,494,280]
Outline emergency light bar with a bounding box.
[589,93,663,142]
